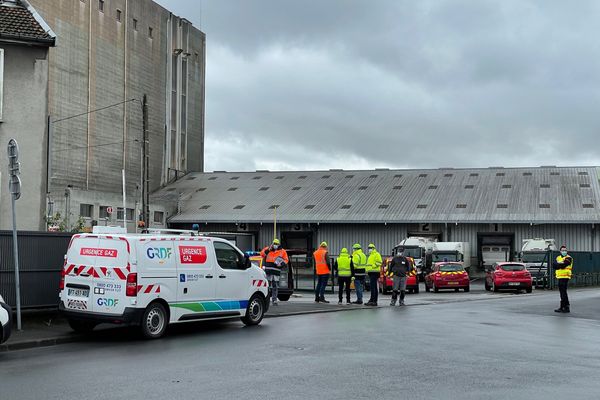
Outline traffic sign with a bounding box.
[107,206,114,215]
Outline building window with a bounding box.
[116,9,122,22]
[0,48,3,121]
[153,211,164,224]
[117,208,134,221]
[149,27,153,38]
[80,204,94,218]
[99,206,110,219]
[133,18,138,30]
[99,0,104,12]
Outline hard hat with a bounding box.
[273,239,281,245]
[368,243,376,249]
[341,247,348,253]
[320,241,328,248]
[352,243,361,250]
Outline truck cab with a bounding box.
[519,238,555,287]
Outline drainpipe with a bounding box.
[86,1,92,190]
[123,0,128,169]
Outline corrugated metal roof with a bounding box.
[153,167,600,224]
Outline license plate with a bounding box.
[448,281,458,285]
[68,288,89,297]
[508,282,520,286]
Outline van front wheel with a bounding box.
[242,294,265,326]
[141,302,168,339]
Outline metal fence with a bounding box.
[546,250,600,289]
[0,231,72,309]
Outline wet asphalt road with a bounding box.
[1,288,600,400]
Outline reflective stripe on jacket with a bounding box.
[314,248,330,275]
[337,251,352,277]
[555,255,573,279]
[352,250,368,276]
[261,247,289,276]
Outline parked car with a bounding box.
[0,294,12,344]
[425,262,470,292]
[379,256,420,294]
[485,262,532,293]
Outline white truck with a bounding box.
[519,238,556,286]
[394,237,436,280]
[59,227,270,339]
[432,242,471,270]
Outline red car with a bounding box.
[485,262,532,293]
[425,262,470,292]
[379,257,420,294]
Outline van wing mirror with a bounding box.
[243,254,251,269]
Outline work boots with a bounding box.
[390,291,398,306]
[319,297,330,304]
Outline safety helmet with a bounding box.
[273,239,281,245]
[341,247,348,253]
[320,241,328,248]
[368,243,376,249]
[352,243,362,250]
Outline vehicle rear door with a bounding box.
[91,237,131,315]
[63,235,100,313]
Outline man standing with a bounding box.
[261,239,289,306]
[365,243,383,306]
[553,245,573,313]
[313,242,331,303]
[351,243,367,305]
[387,250,412,306]
[336,248,352,305]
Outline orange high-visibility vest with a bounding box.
[313,248,330,275]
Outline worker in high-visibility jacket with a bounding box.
[336,248,352,305]
[313,242,331,303]
[351,244,368,304]
[365,243,383,306]
[553,245,573,313]
[261,239,289,306]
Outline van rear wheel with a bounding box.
[68,319,97,334]
[242,294,265,326]
[141,302,168,339]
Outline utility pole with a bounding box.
[7,139,22,330]
[141,94,150,226]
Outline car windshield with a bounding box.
[500,264,525,271]
[522,252,546,263]
[433,253,459,262]
[439,264,464,272]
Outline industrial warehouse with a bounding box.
[153,165,600,268]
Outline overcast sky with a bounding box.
[156,0,600,172]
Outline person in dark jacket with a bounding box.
[387,250,413,306]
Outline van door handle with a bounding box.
[219,275,227,279]
[206,275,213,279]
[80,273,90,277]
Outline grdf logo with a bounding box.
[147,247,172,260]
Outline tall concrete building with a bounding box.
[29,0,205,230]
[0,0,55,230]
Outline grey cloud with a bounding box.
[157,0,600,171]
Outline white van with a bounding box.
[0,294,11,344]
[59,228,270,339]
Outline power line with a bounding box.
[52,98,139,124]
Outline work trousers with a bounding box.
[267,274,279,303]
[392,276,407,302]
[354,276,365,302]
[368,272,379,303]
[338,276,352,303]
[316,274,329,299]
[558,278,570,308]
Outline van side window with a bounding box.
[214,242,244,270]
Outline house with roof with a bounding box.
[152,166,600,268]
[0,0,55,230]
